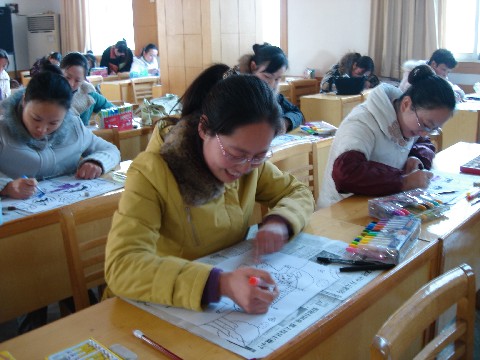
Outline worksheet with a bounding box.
[127,233,381,359]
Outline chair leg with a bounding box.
[476,289,480,310]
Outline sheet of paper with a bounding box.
[1,176,123,223]
[429,169,479,204]
[126,232,382,359]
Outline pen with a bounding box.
[133,330,183,360]
[21,175,46,195]
[316,256,379,266]
[339,263,395,272]
[249,276,276,291]
[466,188,480,201]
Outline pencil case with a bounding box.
[368,188,450,222]
[346,216,421,265]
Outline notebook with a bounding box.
[335,76,366,95]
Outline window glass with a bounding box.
[445,0,479,60]
[85,0,135,54]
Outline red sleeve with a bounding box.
[408,136,435,169]
[332,150,404,196]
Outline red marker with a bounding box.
[249,276,275,291]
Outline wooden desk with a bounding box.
[315,142,480,290]
[86,75,103,88]
[300,93,363,127]
[442,107,479,150]
[0,214,440,360]
[100,76,159,104]
[0,179,124,323]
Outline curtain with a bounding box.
[60,0,87,54]
[368,0,445,79]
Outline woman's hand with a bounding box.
[219,267,278,314]
[402,169,433,191]
[76,161,103,179]
[0,177,37,199]
[404,156,424,174]
[253,216,290,260]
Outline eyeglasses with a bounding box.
[414,108,440,133]
[215,134,272,165]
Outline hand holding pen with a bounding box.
[219,267,278,314]
[0,176,39,199]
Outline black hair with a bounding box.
[181,64,282,136]
[48,52,62,63]
[250,43,288,74]
[83,53,97,72]
[142,43,158,56]
[401,65,456,111]
[41,63,64,76]
[0,48,9,68]
[115,40,128,54]
[180,64,231,117]
[24,71,72,110]
[428,49,457,69]
[356,56,374,73]
[60,52,89,79]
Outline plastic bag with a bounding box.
[135,94,182,125]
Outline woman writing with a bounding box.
[235,43,304,132]
[61,52,114,126]
[0,71,120,199]
[130,43,160,77]
[318,65,456,208]
[105,64,314,314]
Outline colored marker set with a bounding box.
[347,216,421,264]
[47,338,123,359]
[99,104,134,131]
[368,189,450,222]
[299,121,337,137]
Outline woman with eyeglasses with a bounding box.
[317,65,456,208]
[104,64,314,314]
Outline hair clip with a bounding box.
[222,65,240,79]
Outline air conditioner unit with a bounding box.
[27,13,60,65]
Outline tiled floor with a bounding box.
[1,305,480,356]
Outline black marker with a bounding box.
[339,263,395,272]
[316,256,379,266]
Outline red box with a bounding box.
[101,111,133,131]
[90,67,108,77]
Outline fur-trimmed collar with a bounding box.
[71,82,96,116]
[160,117,224,206]
[0,89,77,150]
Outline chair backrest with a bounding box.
[289,79,319,106]
[131,77,155,104]
[371,263,476,360]
[93,128,121,154]
[59,192,121,311]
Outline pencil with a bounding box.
[133,329,183,360]
[316,256,379,266]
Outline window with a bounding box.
[85,0,135,54]
[445,0,480,61]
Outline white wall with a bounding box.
[0,0,61,73]
[287,0,371,77]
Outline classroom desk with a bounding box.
[300,93,363,127]
[0,214,440,360]
[100,76,159,104]
[0,174,125,324]
[441,104,480,150]
[315,142,480,289]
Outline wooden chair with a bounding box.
[93,128,121,150]
[371,263,476,360]
[250,140,316,224]
[20,70,31,86]
[131,77,155,104]
[289,79,319,106]
[59,192,121,311]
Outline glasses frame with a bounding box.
[215,134,273,165]
[413,108,440,134]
